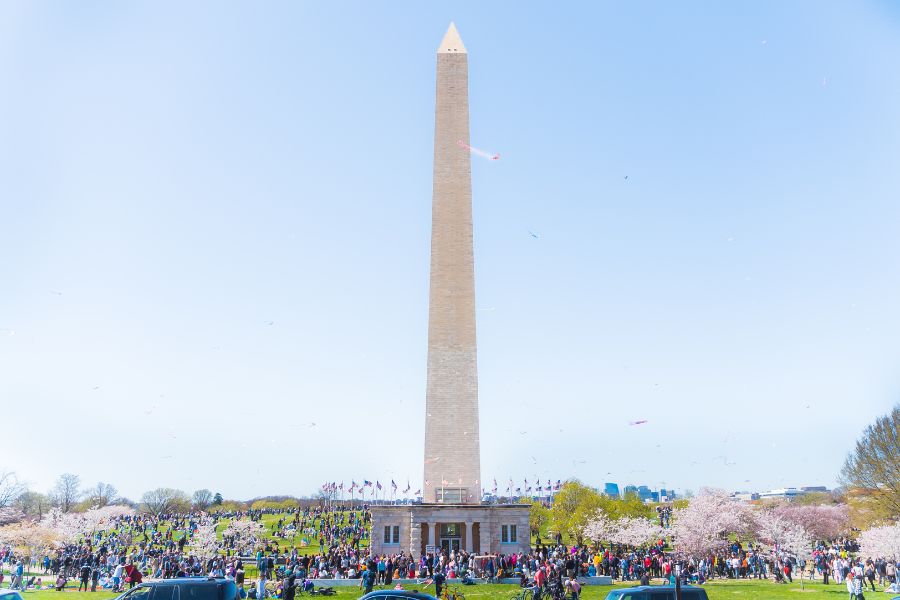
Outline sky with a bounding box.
[1,1,900,503]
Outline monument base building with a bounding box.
[369,503,530,557]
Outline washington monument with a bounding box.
[368,24,529,557]
[423,22,480,504]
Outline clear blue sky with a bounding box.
[2,1,899,503]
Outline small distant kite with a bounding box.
[528,231,540,239]
[457,140,499,161]
[629,419,649,426]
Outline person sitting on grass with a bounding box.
[55,573,68,592]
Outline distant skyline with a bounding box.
[2,1,900,502]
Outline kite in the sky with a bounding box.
[457,140,499,161]
[629,419,649,426]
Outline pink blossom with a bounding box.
[772,503,849,541]
[670,488,754,557]
[754,510,813,559]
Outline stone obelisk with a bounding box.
[423,23,481,504]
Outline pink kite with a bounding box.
[458,140,499,161]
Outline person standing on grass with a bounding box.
[433,568,446,599]
[16,561,26,590]
[359,566,375,595]
[864,561,876,592]
[79,562,92,591]
[113,562,123,591]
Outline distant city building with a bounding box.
[731,491,760,502]
[637,486,653,501]
[801,486,828,493]
[600,482,676,503]
[760,487,806,499]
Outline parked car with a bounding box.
[115,577,240,600]
[604,586,709,600]
[0,590,24,600]
[360,591,439,600]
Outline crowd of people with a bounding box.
[2,504,899,598]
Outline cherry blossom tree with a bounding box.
[858,523,900,560]
[192,523,220,561]
[0,506,23,525]
[583,511,663,548]
[754,510,813,558]
[609,517,664,548]
[0,520,61,561]
[40,507,85,544]
[670,488,753,557]
[582,511,614,546]
[223,518,264,553]
[773,503,849,541]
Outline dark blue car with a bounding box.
[604,586,709,600]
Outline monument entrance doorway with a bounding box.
[439,523,461,554]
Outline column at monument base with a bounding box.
[369,504,531,559]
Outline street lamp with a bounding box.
[674,564,682,600]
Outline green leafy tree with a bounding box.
[598,491,654,520]
[529,500,550,538]
[841,404,900,524]
[549,480,602,545]
[212,493,223,506]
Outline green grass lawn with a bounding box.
[11,578,883,600]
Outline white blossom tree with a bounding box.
[223,518,264,551]
[0,520,61,562]
[858,523,900,560]
[40,507,85,544]
[582,511,615,546]
[609,517,664,548]
[755,510,813,557]
[192,523,220,562]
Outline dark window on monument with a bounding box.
[502,525,517,543]
[384,525,400,544]
[440,523,460,538]
[438,487,465,503]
